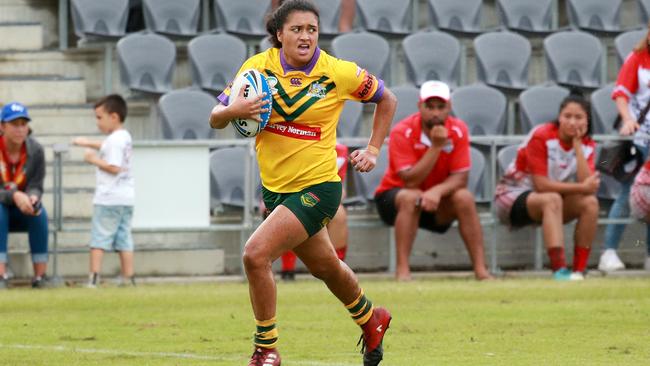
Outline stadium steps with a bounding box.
[0,0,58,48]
[0,22,43,51]
[0,48,101,78]
[0,75,86,105]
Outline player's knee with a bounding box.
[309,258,339,281]
[242,241,270,271]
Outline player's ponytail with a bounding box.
[265,0,320,49]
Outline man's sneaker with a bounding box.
[570,272,585,281]
[31,276,49,289]
[598,249,625,272]
[552,268,572,281]
[280,270,295,281]
[358,307,392,366]
[247,347,281,366]
[644,256,650,271]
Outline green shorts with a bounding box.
[262,181,342,237]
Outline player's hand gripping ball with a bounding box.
[229,69,272,138]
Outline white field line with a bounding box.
[0,343,358,366]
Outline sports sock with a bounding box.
[573,246,591,273]
[547,247,566,271]
[254,317,278,349]
[335,246,348,261]
[345,289,374,326]
[281,251,296,272]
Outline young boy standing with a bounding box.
[73,94,135,287]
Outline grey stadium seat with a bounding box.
[213,0,269,37]
[497,144,519,175]
[116,33,176,94]
[496,0,555,35]
[591,83,618,135]
[518,84,569,133]
[474,31,531,92]
[640,0,650,25]
[259,37,273,51]
[402,31,461,88]
[390,85,419,129]
[615,30,645,67]
[159,89,216,140]
[337,102,364,137]
[450,84,507,142]
[543,31,603,89]
[331,32,390,82]
[566,0,622,35]
[210,146,261,208]
[312,0,341,36]
[357,0,412,35]
[143,0,200,37]
[188,33,247,93]
[71,0,129,39]
[427,0,484,36]
[353,146,389,202]
[469,146,488,202]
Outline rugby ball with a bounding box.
[229,69,272,138]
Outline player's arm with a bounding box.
[209,88,270,129]
[351,88,397,172]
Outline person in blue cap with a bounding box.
[0,102,49,289]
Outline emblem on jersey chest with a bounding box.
[306,82,327,99]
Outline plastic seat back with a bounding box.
[402,31,461,88]
[159,89,216,140]
[188,33,247,93]
[116,33,176,94]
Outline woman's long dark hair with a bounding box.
[555,89,593,137]
[265,0,320,48]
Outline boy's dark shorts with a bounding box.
[262,181,342,237]
[510,190,536,228]
[375,188,452,234]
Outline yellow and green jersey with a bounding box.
[218,47,384,192]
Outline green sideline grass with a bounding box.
[0,278,649,365]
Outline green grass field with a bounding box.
[1,277,649,365]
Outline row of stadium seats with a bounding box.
[107,28,637,97]
[209,141,624,213]
[71,0,650,40]
[157,81,618,142]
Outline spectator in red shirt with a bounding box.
[494,92,599,281]
[374,81,492,281]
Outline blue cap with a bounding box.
[1,102,31,123]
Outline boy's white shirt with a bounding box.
[93,129,134,206]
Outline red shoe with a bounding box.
[358,307,392,366]
[248,347,281,366]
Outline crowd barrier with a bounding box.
[45,133,644,280]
